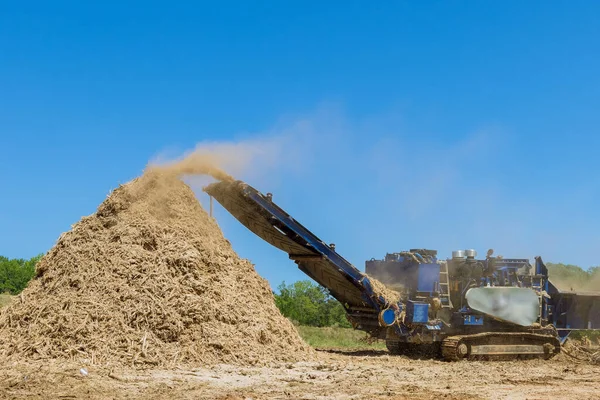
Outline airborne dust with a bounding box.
[549,271,600,293]
[151,149,234,182]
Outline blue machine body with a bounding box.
[417,264,440,293]
[463,315,484,326]
[407,301,429,324]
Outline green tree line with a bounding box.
[0,255,42,294]
[274,280,351,328]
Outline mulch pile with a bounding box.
[560,339,600,364]
[0,170,312,367]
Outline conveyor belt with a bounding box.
[204,181,391,319]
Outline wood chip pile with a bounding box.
[0,170,312,367]
[560,339,600,365]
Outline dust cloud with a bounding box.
[550,274,600,293]
[150,150,234,181]
[590,274,600,291]
[148,136,296,184]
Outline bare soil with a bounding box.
[1,349,598,400]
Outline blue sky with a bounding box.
[1,2,599,288]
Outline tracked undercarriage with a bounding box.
[440,332,560,361]
[386,331,561,361]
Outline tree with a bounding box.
[0,255,42,294]
[274,280,351,328]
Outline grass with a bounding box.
[0,293,13,308]
[296,325,386,350]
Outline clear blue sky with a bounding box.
[1,2,599,288]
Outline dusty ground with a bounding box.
[1,349,598,400]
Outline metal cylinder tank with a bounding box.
[465,249,477,258]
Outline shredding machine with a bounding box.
[204,180,600,360]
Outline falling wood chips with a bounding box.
[0,170,312,367]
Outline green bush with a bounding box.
[274,280,351,328]
[0,255,42,294]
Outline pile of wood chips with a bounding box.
[560,339,600,364]
[0,170,312,367]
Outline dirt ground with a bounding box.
[1,349,598,400]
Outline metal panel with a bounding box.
[463,315,484,326]
[551,293,600,329]
[470,344,545,355]
[417,263,440,293]
[407,301,429,324]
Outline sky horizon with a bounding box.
[1,2,599,288]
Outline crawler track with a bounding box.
[441,332,560,361]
